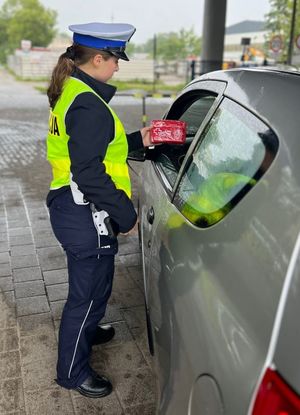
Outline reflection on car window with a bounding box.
[155,93,216,188]
[178,96,215,137]
[174,98,279,228]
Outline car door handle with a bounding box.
[147,206,155,225]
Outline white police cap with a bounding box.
[69,22,136,61]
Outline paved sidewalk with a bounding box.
[0,68,170,414]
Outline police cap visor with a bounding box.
[104,47,129,61]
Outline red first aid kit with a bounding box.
[150,120,187,144]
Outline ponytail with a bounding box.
[47,44,113,108]
[47,49,74,108]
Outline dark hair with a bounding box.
[47,44,112,108]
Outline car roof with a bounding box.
[188,68,300,145]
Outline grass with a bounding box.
[5,65,184,94]
[33,79,185,95]
[109,79,185,93]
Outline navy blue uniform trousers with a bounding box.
[48,190,118,389]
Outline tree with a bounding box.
[135,27,201,61]
[265,0,300,61]
[0,0,57,63]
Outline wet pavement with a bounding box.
[0,68,172,414]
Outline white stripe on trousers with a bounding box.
[68,300,94,379]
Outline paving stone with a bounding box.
[0,241,9,252]
[8,227,31,237]
[127,266,144,282]
[32,228,54,238]
[0,291,17,329]
[18,312,54,337]
[50,300,65,320]
[16,295,50,316]
[34,236,59,248]
[0,251,9,263]
[24,201,45,209]
[101,303,124,324]
[46,283,68,302]
[53,319,61,332]
[24,388,74,415]
[0,263,11,276]
[8,219,29,228]
[15,280,45,299]
[118,240,140,255]
[0,378,25,413]
[114,265,130,276]
[22,357,57,391]
[6,211,27,220]
[130,327,153,368]
[27,207,48,217]
[0,306,17,329]
[73,392,123,415]
[0,327,18,352]
[124,403,156,415]
[13,266,42,283]
[113,272,137,291]
[2,290,16,308]
[30,218,51,230]
[0,276,13,291]
[110,288,144,309]
[43,268,68,285]
[119,253,142,267]
[10,244,36,256]
[116,369,156,408]
[91,341,148,374]
[6,208,26,218]
[37,247,66,271]
[0,226,7,235]
[9,234,34,246]
[0,350,21,379]
[122,306,147,329]
[0,232,8,242]
[20,332,57,365]
[11,254,39,269]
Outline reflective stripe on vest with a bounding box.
[47,77,131,197]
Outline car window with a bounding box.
[178,96,216,138]
[153,93,216,189]
[174,98,279,228]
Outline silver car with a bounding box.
[132,68,300,414]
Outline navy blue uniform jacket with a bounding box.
[47,68,144,234]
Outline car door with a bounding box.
[139,80,225,411]
[140,93,281,414]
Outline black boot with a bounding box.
[76,372,112,398]
[92,325,115,345]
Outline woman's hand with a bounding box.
[140,126,152,147]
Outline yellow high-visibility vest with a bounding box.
[47,77,131,197]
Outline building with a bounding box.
[224,20,267,64]
[7,36,154,81]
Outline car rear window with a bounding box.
[174,98,279,228]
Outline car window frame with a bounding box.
[171,96,279,227]
[151,80,227,197]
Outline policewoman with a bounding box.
[46,22,151,398]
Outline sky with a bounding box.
[0,0,270,44]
